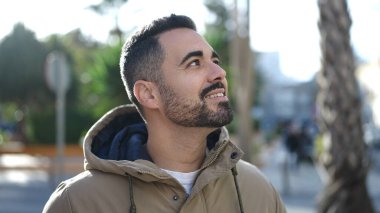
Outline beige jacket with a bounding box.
[43,105,286,213]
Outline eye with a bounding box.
[213,58,220,65]
[187,59,200,68]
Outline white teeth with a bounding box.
[207,93,224,99]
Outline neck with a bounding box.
[146,119,215,173]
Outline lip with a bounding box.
[208,95,229,102]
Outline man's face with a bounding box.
[156,28,233,128]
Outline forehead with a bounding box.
[158,28,213,59]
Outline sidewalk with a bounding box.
[259,141,380,213]
[0,154,83,213]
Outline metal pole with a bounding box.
[45,51,69,186]
[55,83,65,184]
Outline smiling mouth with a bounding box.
[203,87,229,102]
[200,82,227,100]
[205,89,226,99]
[205,91,225,99]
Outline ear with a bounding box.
[134,80,159,109]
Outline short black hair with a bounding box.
[120,14,197,114]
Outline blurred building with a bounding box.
[357,60,380,147]
[254,52,318,135]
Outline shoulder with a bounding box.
[235,160,269,183]
[42,171,92,213]
[64,169,127,190]
[43,170,129,213]
[235,160,276,191]
[235,160,286,212]
[235,160,274,190]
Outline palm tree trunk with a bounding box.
[317,0,375,212]
[230,0,254,162]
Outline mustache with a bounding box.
[200,82,225,99]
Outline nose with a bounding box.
[207,62,226,83]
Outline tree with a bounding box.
[88,0,129,43]
[230,0,254,162]
[82,44,128,117]
[317,0,375,212]
[0,23,49,108]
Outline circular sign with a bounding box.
[45,51,71,94]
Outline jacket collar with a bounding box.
[83,105,244,182]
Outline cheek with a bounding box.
[171,75,205,96]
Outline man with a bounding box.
[43,14,285,213]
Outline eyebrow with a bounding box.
[179,51,203,65]
[179,50,220,66]
[212,51,220,60]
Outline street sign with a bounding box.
[45,50,70,184]
[45,51,70,94]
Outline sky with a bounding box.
[0,0,379,82]
[250,0,380,81]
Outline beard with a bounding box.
[158,81,233,128]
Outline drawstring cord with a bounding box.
[231,167,244,213]
[128,175,137,213]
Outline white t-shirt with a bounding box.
[161,169,200,195]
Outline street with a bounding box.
[260,141,380,213]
